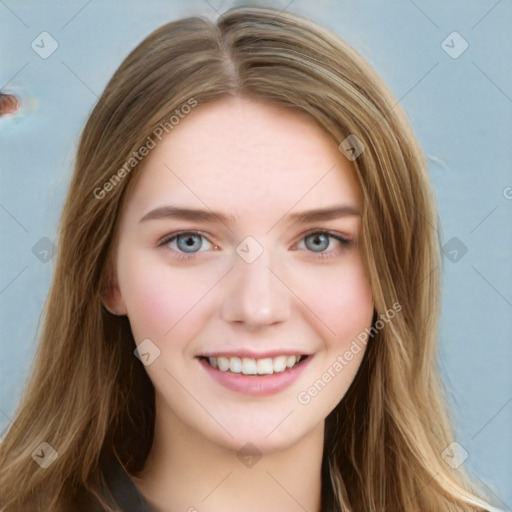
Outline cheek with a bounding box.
[295,256,374,347]
[332,268,374,342]
[117,251,211,341]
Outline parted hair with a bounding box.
[0,6,495,511]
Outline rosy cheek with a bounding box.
[339,284,373,339]
[118,255,177,339]
[122,256,214,341]
[299,263,373,347]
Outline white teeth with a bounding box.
[256,358,273,375]
[229,356,242,373]
[217,356,230,372]
[205,354,304,375]
[272,355,287,373]
[286,355,297,368]
[241,357,257,375]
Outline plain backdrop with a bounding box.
[1,0,511,509]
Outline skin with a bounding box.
[103,96,374,512]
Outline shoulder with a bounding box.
[99,452,155,512]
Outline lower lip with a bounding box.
[198,357,311,396]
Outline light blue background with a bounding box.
[1,0,511,508]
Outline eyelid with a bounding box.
[157,229,350,246]
[293,229,351,254]
[157,230,215,248]
[299,228,351,244]
[157,228,352,260]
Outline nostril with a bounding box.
[0,92,20,116]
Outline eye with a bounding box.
[158,231,215,259]
[157,229,351,262]
[297,230,351,257]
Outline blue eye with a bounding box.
[299,231,351,257]
[159,231,214,258]
[304,232,330,252]
[175,233,205,253]
[158,229,350,262]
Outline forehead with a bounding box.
[125,96,362,223]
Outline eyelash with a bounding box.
[157,230,351,262]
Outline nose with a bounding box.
[220,247,292,329]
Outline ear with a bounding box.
[101,268,127,316]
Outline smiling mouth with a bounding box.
[199,355,309,376]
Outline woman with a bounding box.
[0,6,500,511]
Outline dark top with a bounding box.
[101,454,155,512]
[96,455,497,512]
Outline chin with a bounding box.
[203,412,320,456]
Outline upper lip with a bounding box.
[198,350,310,359]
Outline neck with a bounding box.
[131,398,325,512]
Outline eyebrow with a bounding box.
[139,204,360,226]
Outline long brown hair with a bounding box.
[0,6,497,511]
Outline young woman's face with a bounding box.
[107,97,374,454]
